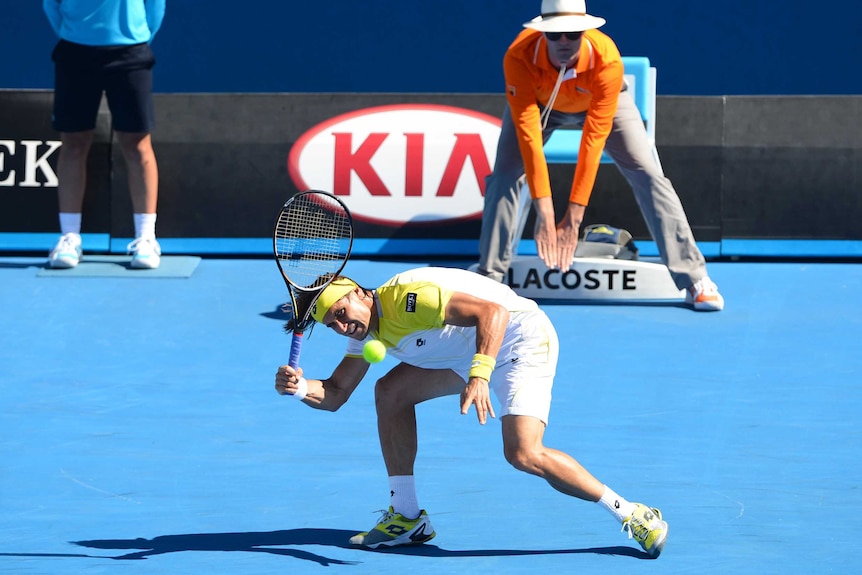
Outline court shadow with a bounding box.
[259,302,292,321]
[378,543,651,559]
[72,529,358,565]
[70,528,652,564]
[0,261,44,269]
[535,298,689,309]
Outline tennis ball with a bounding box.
[363,339,386,364]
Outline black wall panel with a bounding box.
[722,97,862,239]
[2,91,861,253]
[0,91,112,233]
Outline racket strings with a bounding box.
[274,195,352,289]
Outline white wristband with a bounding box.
[293,377,308,400]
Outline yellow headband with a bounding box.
[311,278,358,323]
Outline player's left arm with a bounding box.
[443,292,510,424]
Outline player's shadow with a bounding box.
[69,528,652,565]
[260,302,292,321]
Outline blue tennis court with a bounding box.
[1,256,860,574]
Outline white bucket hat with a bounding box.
[523,0,606,32]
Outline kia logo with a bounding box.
[287,104,501,226]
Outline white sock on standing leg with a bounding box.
[389,475,420,520]
[59,212,82,236]
[134,213,157,240]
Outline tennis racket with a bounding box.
[273,190,354,368]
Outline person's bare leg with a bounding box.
[349,364,463,547]
[374,364,465,476]
[57,130,95,213]
[115,131,158,214]
[501,413,604,501]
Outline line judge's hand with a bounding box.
[460,377,496,425]
[532,196,559,269]
[555,202,585,270]
[555,220,579,271]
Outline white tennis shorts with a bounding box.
[489,309,560,425]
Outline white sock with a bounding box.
[389,475,420,520]
[59,212,82,236]
[134,213,157,239]
[597,485,637,523]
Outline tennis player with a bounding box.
[274,266,669,557]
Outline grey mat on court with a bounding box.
[36,255,202,278]
[1,257,860,574]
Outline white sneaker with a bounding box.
[127,237,161,269]
[685,276,724,311]
[48,233,82,269]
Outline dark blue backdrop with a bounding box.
[3,0,860,95]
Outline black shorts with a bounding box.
[51,40,156,133]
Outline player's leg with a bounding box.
[374,363,464,475]
[48,41,103,268]
[603,92,722,309]
[497,310,668,556]
[350,363,463,549]
[501,414,604,499]
[105,43,160,268]
[496,311,604,500]
[503,415,668,556]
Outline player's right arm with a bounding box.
[275,356,369,411]
[443,291,509,425]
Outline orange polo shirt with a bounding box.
[503,28,623,205]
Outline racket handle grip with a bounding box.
[288,331,304,369]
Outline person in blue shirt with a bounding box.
[43,0,167,269]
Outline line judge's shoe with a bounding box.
[685,276,724,311]
[622,503,668,558]
[127,237,161,269]
[48,233,82,269]
[349,507,436,549]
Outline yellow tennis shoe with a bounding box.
[349,507,436,549]
[622,503,668,557]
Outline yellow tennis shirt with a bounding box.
[344,267,538,374]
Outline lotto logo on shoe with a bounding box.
[287,104,501,225]
[385,525,408,536]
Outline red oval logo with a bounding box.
[287,104,501,226]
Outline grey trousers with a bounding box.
[477,90,707,290]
